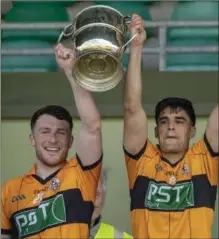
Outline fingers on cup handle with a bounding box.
[69,51,75,59]
[138,25,144,34]
[55,43,76,60]
[55,44,63,57]
[56,43,63,51]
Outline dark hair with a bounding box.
[30,105,73,131]
[155,97,196,126]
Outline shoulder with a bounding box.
[2,176,24,190]
[189,135,215,155]
[144,140,160,158]
[1,176,24,202]
[67,156,78,167]
[124,139,159,161]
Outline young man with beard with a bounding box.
[123,14,219,238]
[1,43,102,238]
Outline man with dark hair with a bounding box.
[1,44,102,238]
[30,105,74,131]
[123,14,218,239]
[155,97,196,127]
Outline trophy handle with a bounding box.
[120,15,138,52]
[121,32,138,51]
[123,15,132,25]
[57,20,76,44]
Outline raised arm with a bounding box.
[55,44,102,166]
[123,14,148,155]
[206,105,219,154]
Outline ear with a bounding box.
[69,135,74,148]
[154,126,158,138]
[29,133,36,147]
[190,126,196,139]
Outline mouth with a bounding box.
[166,136,178,139]
[44,147,61,153]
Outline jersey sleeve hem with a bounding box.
[76,153,103,171]
[123,140,147,160]
[204,133,219,157]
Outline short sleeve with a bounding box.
[123,140,158,190]
[191,134,219,185]
[75,154,102,203]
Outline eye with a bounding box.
[41,130,50,134]
[159,120,167,124]
[58,131,67,135]
[176,120,184,124]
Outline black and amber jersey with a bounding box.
[1,155,102,239]
[124,135,218,239]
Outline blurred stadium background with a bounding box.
[1,0,218,72]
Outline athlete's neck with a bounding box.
[35,160,65,179]
[161,151,186,165]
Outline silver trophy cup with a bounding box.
[58,5,137,92]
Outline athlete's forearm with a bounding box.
[124,46,143,112]
[65,70,101,130]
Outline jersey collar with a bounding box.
[25,160,68,177]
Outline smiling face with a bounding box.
[29,114,73,167]
[155,107,196,154]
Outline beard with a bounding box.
[35,148,69,167]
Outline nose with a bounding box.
[49,133,57,143]
[168,122,175,131]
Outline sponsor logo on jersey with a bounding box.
[14,194,66,237]
[145,181,194,210]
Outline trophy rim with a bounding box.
[74,4,125,22]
